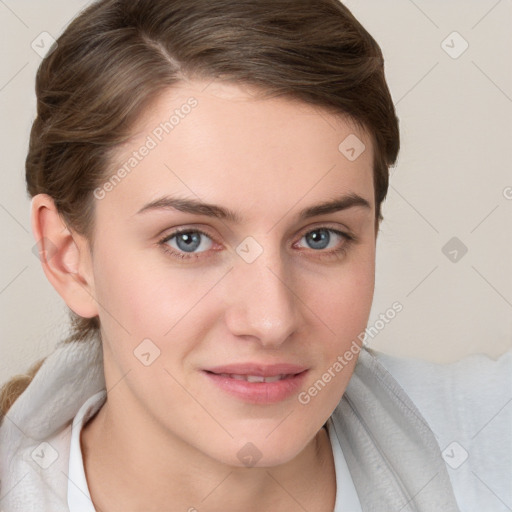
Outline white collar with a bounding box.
[67,390,105,512]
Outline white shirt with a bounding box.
[67,391,104,512]
[67,392,362,511]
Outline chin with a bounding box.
[207,430,315,470]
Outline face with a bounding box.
[87,80,377,467]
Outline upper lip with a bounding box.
[204,363,308,377]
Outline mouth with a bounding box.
[202,364,308,404]
[207,372,298,383]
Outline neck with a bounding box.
[81,398,336,512]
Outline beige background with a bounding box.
[0,0,511,384]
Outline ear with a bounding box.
[30,193,99,319]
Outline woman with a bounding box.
[1,0,503,510]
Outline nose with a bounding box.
[224,245,301,348]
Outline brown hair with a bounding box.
[0,0,399,420]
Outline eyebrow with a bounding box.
[136,193,371,222]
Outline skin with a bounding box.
[32,79,378,511]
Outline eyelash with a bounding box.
[157,226,356,262]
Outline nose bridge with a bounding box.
[225,240,300,345]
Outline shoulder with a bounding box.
[370,348,512,430]
[370,348,512,510]
[369,348,512,437]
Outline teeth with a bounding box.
[246,375,265,383]
[216,373,289,383]
[259,375,282,383]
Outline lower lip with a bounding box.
[202,370,308,404]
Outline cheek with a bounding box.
[92,240,223,343]
[90,235,165,340]
[298,261,374,420]
[307,253,375,349]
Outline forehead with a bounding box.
[99,80,375,222]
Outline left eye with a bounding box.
[297,228,347,251]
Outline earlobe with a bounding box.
[30,193,99,319]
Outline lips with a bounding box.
[202,363,308,404]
